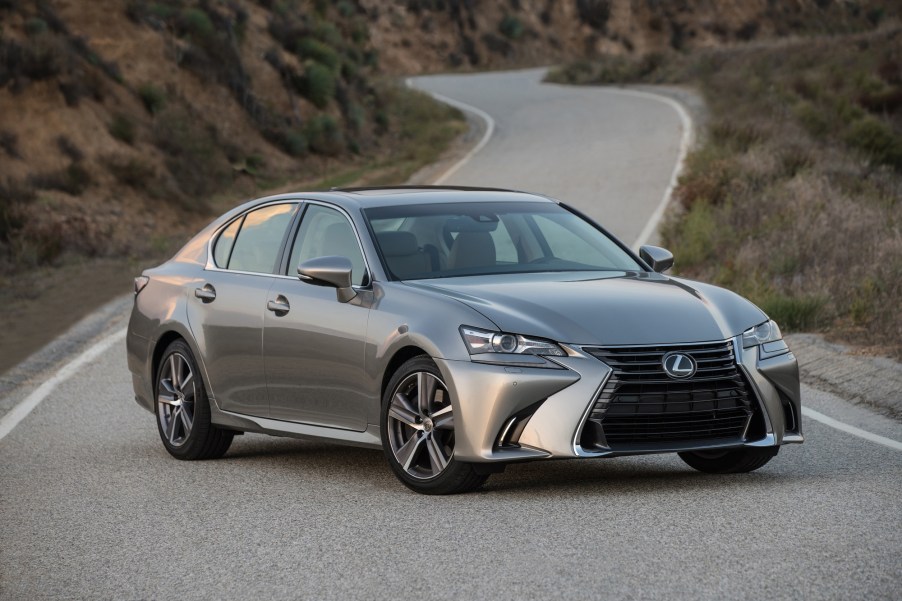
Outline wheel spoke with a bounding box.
[417,373,437,415]
[169,355,180,389]
[426,436,448,473]
[178,405,193,434]
[157,392,179,407]
[432,404,454,430]
[178,371,194,397]
[168,409,181,444]
[389,395,419,428]
[396,433,425,471]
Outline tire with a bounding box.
[380,356,488,495]
[154,339,233,460]
[678,446,779,474]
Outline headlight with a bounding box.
[742,319,783,348]
[460,326,566,357]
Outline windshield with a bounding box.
[364,201,644,280]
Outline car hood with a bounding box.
[405,271,766,346]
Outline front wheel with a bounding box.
[381,357,488,495]
[678,446,779,474]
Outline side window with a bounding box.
[213,217,243,268]
[288,204,367,286]
[227,203,296,273]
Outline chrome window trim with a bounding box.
[204,198,374,287]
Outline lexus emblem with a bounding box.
[662,352,697,379]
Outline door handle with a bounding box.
[194,284,216,302]
[267,295,290,314]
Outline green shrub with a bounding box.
[758,294,826,331]
[498,15,523,40]
[153,107,227,204]
[278,129,308,156]
[245,154,266,172]
[296,38,340,72]
[300,63,335,108]
[138,83,166,114]
[794,100,830,138]
[844,116,902,170]
[336,0,355,18]
[109,157,156,188]
[304,115,344,156]
[178,8,215,41]
[24,18,48,36]
[109,113,136,144]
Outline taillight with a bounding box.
[134,276,150,295]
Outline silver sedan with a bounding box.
[126,186,803,494]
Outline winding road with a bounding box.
[1,69,899,600]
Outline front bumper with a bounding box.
[437,338,803,463]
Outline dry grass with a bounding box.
[549,29,902,357]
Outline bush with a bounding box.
[304,115,344,156]
[138,83,166,114]
[498,15,523,40]
[844,116,902,170]
[278,129,309,157]
[300,63,335,108]
[29,163,92,196]
[153,107,228,204]
[109,113,136,144]
[24,18,48,36]
[296,38,341,72]
[759,294,826,331]
[0,130,20,159]
[576,0,611,30]
[109,157,156,188]
[56,135,84,162]
[178,8,215,42]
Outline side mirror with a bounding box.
[297,256,357,303]
[639,245,674,273]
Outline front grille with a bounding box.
[581,341,754,449]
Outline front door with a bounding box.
[264,203,371,431]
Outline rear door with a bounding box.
[263,202,371,431]
[187,202,298,417]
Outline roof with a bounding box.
[243,185,557,211]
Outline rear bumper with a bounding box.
[437,338,802,463]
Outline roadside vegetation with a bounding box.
[548,28,902,357]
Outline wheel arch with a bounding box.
[380,345,430,400]
[149,326,213,402]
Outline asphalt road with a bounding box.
[2,70,900,600]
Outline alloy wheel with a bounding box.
[386,371,455,480]
[156,352,196,447]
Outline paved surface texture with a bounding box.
[2,69,901,600]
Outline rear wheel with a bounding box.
[678,446,779,474]
[155,340,233,460]
[381,357,488,495]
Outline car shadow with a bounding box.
[217,435,798,496]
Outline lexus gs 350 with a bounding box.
[126,186,803,494]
